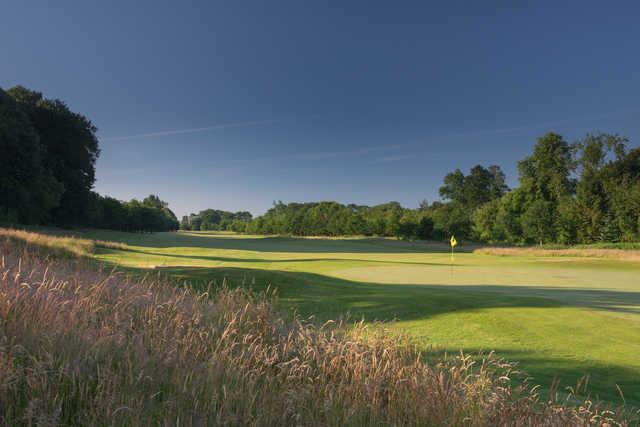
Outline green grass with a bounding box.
[70,229,640,406]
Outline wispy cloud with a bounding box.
[207,108,636,166]
[207,143,407,167]
[99,108,638,174]
[370,154,415,164]
[100,116,320,141]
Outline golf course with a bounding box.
[70,229,640,407]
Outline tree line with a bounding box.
[180,164,508,241]
[187,133,639,245]
[3,85,638,243]
[181,209,253,232]
[1,85,178,232]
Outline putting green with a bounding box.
[79,230,640,406]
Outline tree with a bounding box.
[516,133,575,243]
[142,195,179,230]
[521,199,555,245]
[0,88,63,223]
[436,165,508,239]
[518,133,575,201]
[415,215,434,240]
[181,216,191,230]
[472,199,500,242]
[7,86,100,226]
[575,134,629,243]
[439,165,508,209]
[439,169,466,204]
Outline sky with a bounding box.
[2,1,640,217]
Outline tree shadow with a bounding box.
[108,247,453,267]
[89,230,476,254]
[104,262,640,407]
[149,266,640,320]
[423,347,640,408]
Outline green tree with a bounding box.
[0,88,63,223]
[575,134,629,243]
[521,199,555,245]
[7,86,100,226]
[472,199,500,242]
[439,165,508,209]
[516,133,575,243]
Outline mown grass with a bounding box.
[2,232,630,425]
[4,228,640,411]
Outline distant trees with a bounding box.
[69,193,179,233]
[236,201,434,240]
[181,209,253,232]
[429,164,509,239]
[1,85,178,233]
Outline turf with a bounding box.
[74,229,640,406]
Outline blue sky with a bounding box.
[3,1,640,217]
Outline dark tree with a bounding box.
[0,88,63,223]
[7,86,100,226]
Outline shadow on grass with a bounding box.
[101,262,640,408]
[111,247,454,267]
[149,266,640,320]
[424,347,640,409]
[85,230,476,254]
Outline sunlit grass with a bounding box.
[0,228,125,257]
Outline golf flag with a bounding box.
[450,235,457,262]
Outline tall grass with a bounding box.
[0,234,631,425]
[474,246,640,261]
[0,228,125,257]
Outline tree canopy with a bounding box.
[473,132,640,244]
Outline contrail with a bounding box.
[100,117,307,141]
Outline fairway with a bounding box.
[83,230,640,406]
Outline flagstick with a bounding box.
[449,235,456,264]
[449,236,455,279]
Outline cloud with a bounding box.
[370,154,415,164]
[99,108,638,172]
[100,115,321,141]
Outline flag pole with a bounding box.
[449,235,456,263]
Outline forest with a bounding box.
[3,85,640,244]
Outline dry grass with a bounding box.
[0,228,125,258]
[474,246,640,261]
[0,236,631,426]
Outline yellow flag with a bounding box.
[450,235,457,248]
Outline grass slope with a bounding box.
[57,229,640,406]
